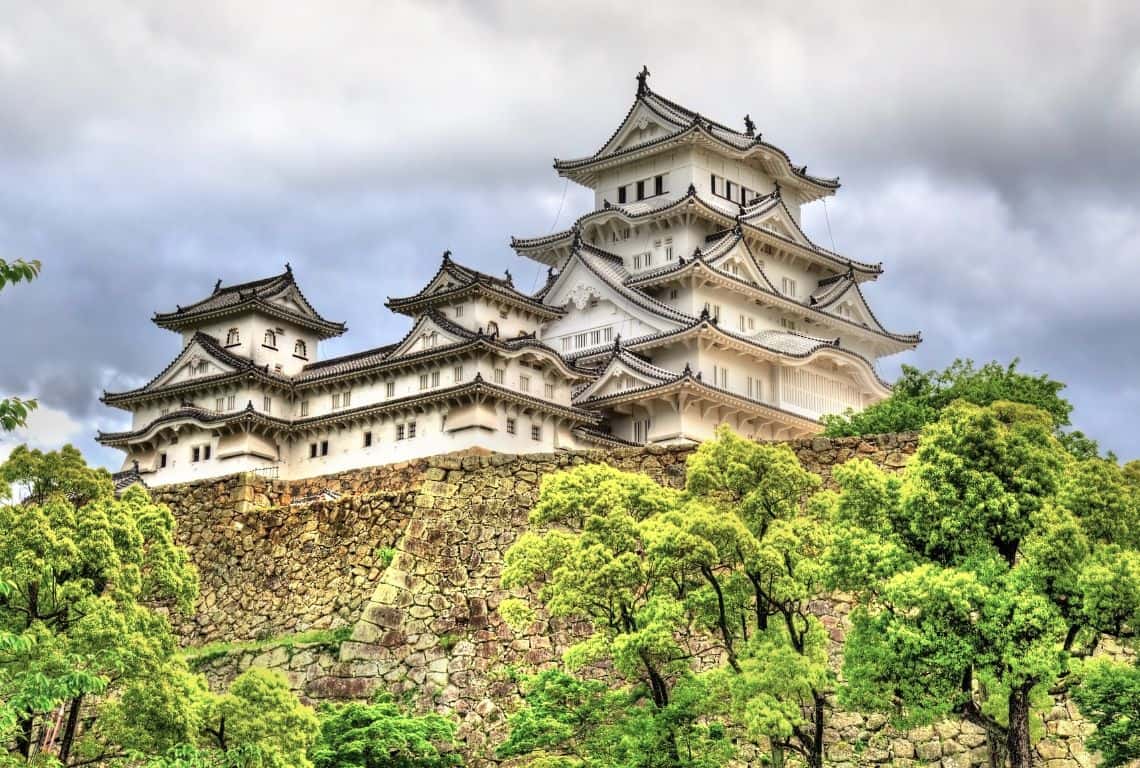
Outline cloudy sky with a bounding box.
[1,0,1139,466]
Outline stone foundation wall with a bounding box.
[155,433,1100,767]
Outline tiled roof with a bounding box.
[511,187,882,278]
[153,265,346,337]
[102,331,293,407]
[553,76,839,196]
[386,251,563,318]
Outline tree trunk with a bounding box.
[1007,683,1034,768]
[809,691,825,768]
[58,694,83,765]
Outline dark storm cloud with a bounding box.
[1,0,1138,463]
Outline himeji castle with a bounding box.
[99,68,920,485]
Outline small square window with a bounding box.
[636,180,645,200]
[386,381,395,398]
[309,443,317,458]
[669,288,678,300]
[215,397,224,411]
[431,371,440,387]
[494,368,505,385]
[332,393,341,409]
[300,400,309,417]
[618,185,627,204]
[455,304,464,317]
[191,446,201,463]
[530,425,542,441]
[519,375,530,393]
[320,440,329,457]
[506,417,516,435]
[203,445,211,460]
[654,175,664,195]
[227,394,236,409]
[453,365,464,383]
[396,424,405,441]
[363,431,373,448]
[407,421,417,439]
[419,374,429,391]
[263,395,272,413]
[159,452,168,468]
[544,383,554,398]
[343,390,351,408]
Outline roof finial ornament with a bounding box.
[571,228,582,250]
[772,181,781,197]
[743,114,755,137]
[686,182,697,196]
[284,262,292,274]
[693,246,703,260]
[613,334,622,353]
[636,65,650,96]
[699,305,710,321]
[474,371,483,382]
[504,269,513,285]
[442,249,452,262]
[683,362,692,376]
[213,278,222,293]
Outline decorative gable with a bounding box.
[386,313,472,359]
[149,336,244,391]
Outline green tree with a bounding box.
[0,258,41,431]
[824,401,1140,768]
[500,429,831,767]
[821,359,1072,437]
[311,693,459,768]
[1071,660,1140,767]
[0,445,199,765]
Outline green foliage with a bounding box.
[200,668,320,768]
[501,428,832,767]
[821,358,1073,437]
[375,547,396,569]
[1072,660,1140,767]
[825,400,1140,767]
[0,258,40,433]
[310,693,460,768]
[0,446,200,764]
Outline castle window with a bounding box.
[544,383,555,399]
[654,175,664,196]
[487,321,499,337]
[300,399,309,417]
[343,391,351,407]
[781,318,797,331]
[715,366,728,388]
[320,440,329,457]
[160,407,170,416]
[618,185,627,204]
[561,337,571,352]
[191,446,200,462]
[159,452,168,468]
[396,424,405,441]
[669,288,678,300]
[739,315,747,332]
[665,237,673,260]
[363,431,373,448]
[453,365,464,383]
[574,332,588,349]
[431,371,440,388]
[494,368,505,385]
[263,330,277,349]
[455,304,464,318]
[530,425,542,441]
[633,419,650,444]
[603,327,613,342]
[332,393,341,409]
[636,180,645,200]
[519,375,530,394]
[386,381,395,398]
[419,374,430,391]
[294,340,307,358]
[309,442,318,458]
[782,277,798,298]
[748,317,755,330]
[747,376,761,400]
[506,418,516,435]
[197,361,210,375]
[226,328,240,345]
[263,395,272,413]
[407,421,417,439]
[725,180,735,200]
[227,394,236,409]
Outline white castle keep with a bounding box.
[100,69,920,486]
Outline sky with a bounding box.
[1,0,1139,467]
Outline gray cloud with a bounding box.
[1,0,1138,466]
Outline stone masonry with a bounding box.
[153,434,1102,767]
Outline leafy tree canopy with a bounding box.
[824,400,1140,768]
[0,258,40,432]
[821,358,1073,437]
[310,693,460,768]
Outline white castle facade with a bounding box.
[100,69,919,486]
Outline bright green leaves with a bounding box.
[501,428,833,767]
[821,358,1074,437]
[310,693,459,768]
[830,400,1140,767]
[1072,660,1140,767]
[0,445,200,764]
